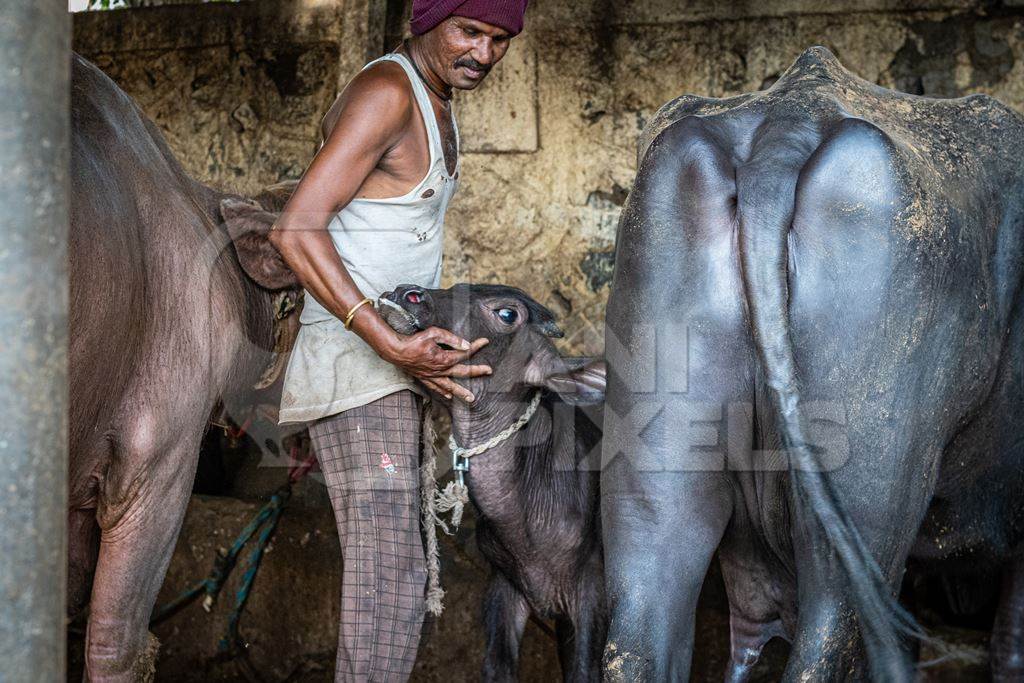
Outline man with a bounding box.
[268,0,529,679]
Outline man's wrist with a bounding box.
[352,315,403,362]
[343,297,375,330]
[375,331,403,362]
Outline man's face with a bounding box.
[425,16,513,90]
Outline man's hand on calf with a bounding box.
[381,327,491,402]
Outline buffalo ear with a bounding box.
[220,197,298,291]
[525,352,606,405]
[253,179,299,213]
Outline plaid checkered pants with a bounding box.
[308,390,427,682]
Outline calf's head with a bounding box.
[379,283,605,412]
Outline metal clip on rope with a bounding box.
[452,451,470,487]
[446,390,542,487]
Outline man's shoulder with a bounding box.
[347,60,415,110]
[321,59,414,141]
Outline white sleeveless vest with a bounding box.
[278,52,460,425]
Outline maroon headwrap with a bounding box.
[410,0,528,37]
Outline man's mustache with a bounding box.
[454,58,491,74]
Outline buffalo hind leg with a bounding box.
[481,572,530,683]
[68,507,101,620]
[992,553,1024,681]
[782,588,873,683]
[780,471,923,683]
[601,467,733,681]
[84,433,200,682]
[776,439,926,683]
[600,113,749,680]
[601,358,745,680]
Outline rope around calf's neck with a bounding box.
[420,391,543,616]
[448,390,543,463]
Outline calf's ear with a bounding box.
[523,298,565,338]
[525,353,606,405]
[220,197,299,291]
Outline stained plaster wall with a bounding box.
[73,0,1024,352]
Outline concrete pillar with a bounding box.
[335,0,390,91]
[0,1,70,680]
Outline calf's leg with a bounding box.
[559,574,606,683]
[992,553,1024,681]
[67,507,101,620]
[555,618,577,681]
[480,572,529,683]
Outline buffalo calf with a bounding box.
[380,283,606,682]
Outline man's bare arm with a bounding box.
[269,67,489,401]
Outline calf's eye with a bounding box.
[404,291,423,304]
[496,307,518,324]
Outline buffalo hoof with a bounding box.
[131,632,160,683]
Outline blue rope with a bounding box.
[150,484,292,648]
[219,488,289,653]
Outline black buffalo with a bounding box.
[601,47,1024,681]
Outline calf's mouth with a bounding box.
[377,292,422,335]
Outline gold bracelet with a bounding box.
[343,297,374,330]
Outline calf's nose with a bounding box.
[391,284,426,305]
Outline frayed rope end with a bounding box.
[419,400,470,617]
[434,480,469,534]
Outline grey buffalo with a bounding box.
[69,54,299,680]
[601,47,1024,681]
[380,283,607,682]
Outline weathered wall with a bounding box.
[72,0,386,197]
[73,0,1024,355]
[440,0,1024,358]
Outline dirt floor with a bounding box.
[67,491,993,682]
